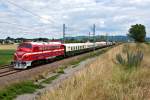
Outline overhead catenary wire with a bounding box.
[0,21,31,30]
[2,0,55,24]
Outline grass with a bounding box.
[41,74,60,84]
[67,47,110,67]
[116,46,144,69]
[0,50,15,66]
[38,43,150,100]
[57,67,65,74]
[0,81,42,100]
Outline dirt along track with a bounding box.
[0,46,113,89]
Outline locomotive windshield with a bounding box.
[18,43,32,49]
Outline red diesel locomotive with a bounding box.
[13,42,65,69]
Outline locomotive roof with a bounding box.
[23,42,62,45]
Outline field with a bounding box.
[0,44,17,50]
[0,44,17,66]
[39,43,150,100]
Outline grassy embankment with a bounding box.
[0,44,17,66]
[0,81,43,100]
[0,46,112,100]
[39,43,150,100]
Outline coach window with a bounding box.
[71,47,72,51]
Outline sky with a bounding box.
[0,0,150,39]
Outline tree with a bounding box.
[128,24,146,42]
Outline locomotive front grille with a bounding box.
[14,61,27,69]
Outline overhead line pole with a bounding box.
[63,24,66,43]
[93,24,96,51]
[89,32,90,42]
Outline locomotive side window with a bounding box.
[19,43,32,49]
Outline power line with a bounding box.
[0,21,31,30]
[2,0,55,24]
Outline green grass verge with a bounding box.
[0,81,42,100]
[0,50,15,66]
[41,74,60,84]
[57,67,65,74]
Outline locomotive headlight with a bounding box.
[22,62,26,66]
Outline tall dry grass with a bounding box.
[38,43,150,100]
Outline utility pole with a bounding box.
[106,33,108,45]
[88,32,90,42]
[93,24,96,51]
[112,33,113,42]
[63,24,66,43]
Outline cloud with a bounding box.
[0,0,149,39]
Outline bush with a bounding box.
[116,49,143,69]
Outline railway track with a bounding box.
[0,65,10,69]
[0,65,22,77]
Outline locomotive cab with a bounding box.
[13,43,33,69]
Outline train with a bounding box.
[12,41,114,69]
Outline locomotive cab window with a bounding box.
[19,43,32,49]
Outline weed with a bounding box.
[57,67,65,74]
[0,81,42,100]
[42,74,60,84]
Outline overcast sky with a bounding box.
[0,0,149,39]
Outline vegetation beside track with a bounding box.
[38,43,150,100]
[0,50,15,66]
[0,44,16,66]
[0,81,42,100]
[0,44,17,50]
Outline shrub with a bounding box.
[116,50,143,69]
